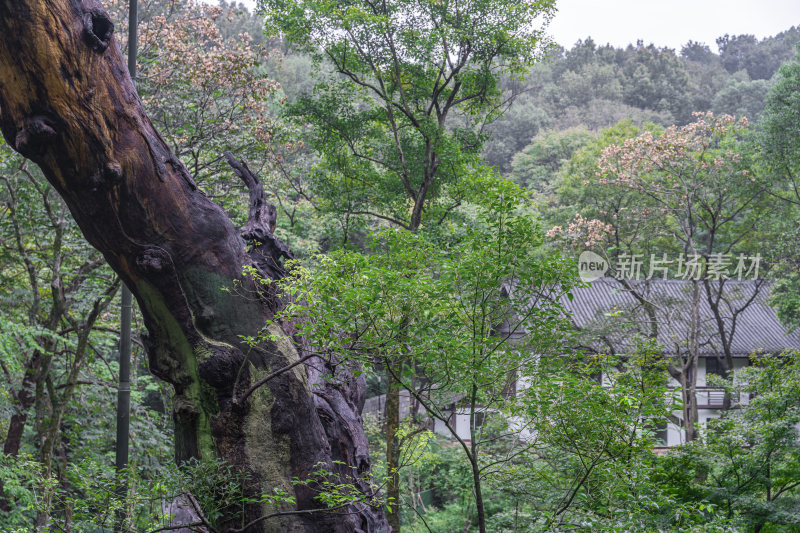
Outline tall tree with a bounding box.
[549,114,768,441]
[261,0,556,527]
[759,45,800,331]
[272,183,576,533]
[621,43,690,124]
[717,29,800,81]
[263,0,557,235]
[0,1,387,531]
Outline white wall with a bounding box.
[666,356,751,445]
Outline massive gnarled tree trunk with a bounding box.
[0,1,388,531]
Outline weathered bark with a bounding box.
[0,351,42,513]
[3,351,41,457]
[0,2,388,531]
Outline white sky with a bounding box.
[548,0,800,51]
[232,0,800,52]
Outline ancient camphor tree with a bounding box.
[0,1,387,531]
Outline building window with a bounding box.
[654,422,668,446]
[706,357,725,378]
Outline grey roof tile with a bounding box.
[561,278,800,356]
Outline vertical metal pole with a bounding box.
[126,0,138,86]
[115,0,137,529]
[115,289,133,473]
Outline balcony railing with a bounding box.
[700,387,726,408]
[667,386,747,409]
[695,387,746,409]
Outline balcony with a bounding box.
[695,386,747,409]
[667,386,746,409]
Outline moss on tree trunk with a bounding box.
[0,1,388,531]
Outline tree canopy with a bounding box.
[1,1,800,532]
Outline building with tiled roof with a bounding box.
[557,277,800,446]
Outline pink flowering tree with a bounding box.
[108,0,279,197]
[597,113,757,255]
[551,114,768,441]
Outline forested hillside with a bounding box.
[1,0,800,532]
[484,26,800,173]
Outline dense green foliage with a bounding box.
[484,27,800,173]
[2,0,800,531]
